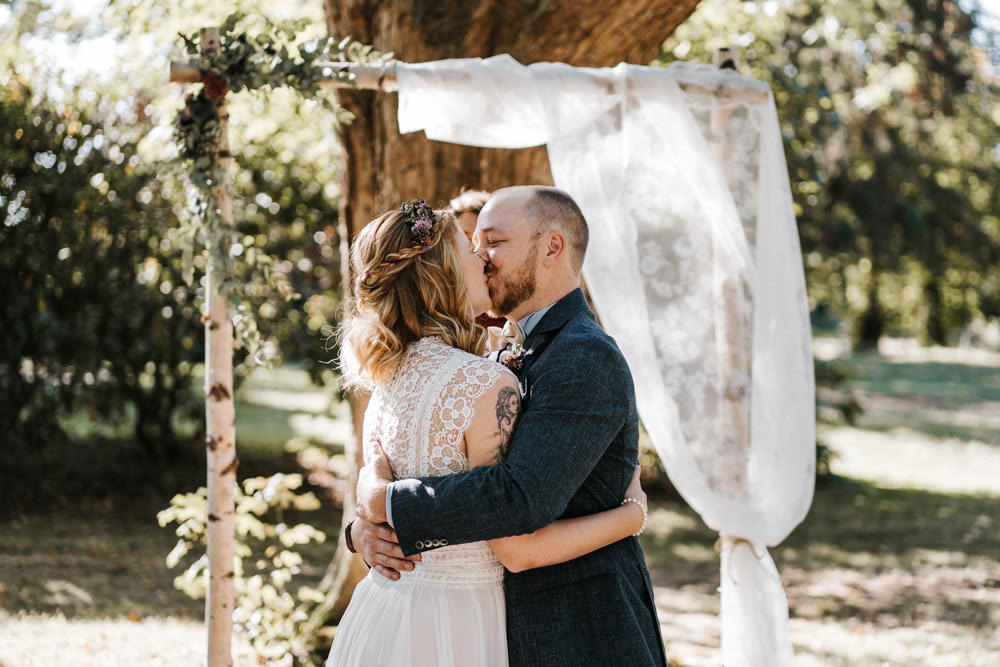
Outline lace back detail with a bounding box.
[363,337,506,479]
[363,337,508,585]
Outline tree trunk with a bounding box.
[201,27,238,667]
[918,273,947,346]
[853,277,884,348]
[310,0,701,646]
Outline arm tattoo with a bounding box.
[493,386,520,465]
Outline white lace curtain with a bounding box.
[397,54,815,667]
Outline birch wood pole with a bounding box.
[198,27,238,667]
[709,47,752,497]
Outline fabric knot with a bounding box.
[500,320,526,349]
[716,533,766,559]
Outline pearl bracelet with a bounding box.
[621,496,647,536]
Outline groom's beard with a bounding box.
[488,246,537,318]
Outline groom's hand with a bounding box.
[351,517,420,581]
[356,441,393,524]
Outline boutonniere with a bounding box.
[500,345,532,376]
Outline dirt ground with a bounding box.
[2,342,998,666]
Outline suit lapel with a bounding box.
[519,288,590,378]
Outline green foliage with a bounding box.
[814,358,863,425]
[0,3,380,461]
[178,13,392,101]
[158,473,327,665]
[659,0,1000,345]
[814,441,835,480]
[170,16,391,369]
[813,356,863,481]
[0,78,203,459]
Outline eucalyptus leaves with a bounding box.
[171,13,392,360]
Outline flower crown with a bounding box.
[359,199,439,285]
[400,198,436,247]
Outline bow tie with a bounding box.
[500,320,526,349]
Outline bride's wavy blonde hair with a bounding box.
[339,204,487,389]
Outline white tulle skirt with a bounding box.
[326,543,507,667]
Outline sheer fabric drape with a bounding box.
[397,54,814,667]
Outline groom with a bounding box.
[350,185,667,666]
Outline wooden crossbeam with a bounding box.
[169,60,770,104]
[169,61,399,91]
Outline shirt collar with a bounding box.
[517,303,556,338]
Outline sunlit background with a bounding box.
[2,1,999,665]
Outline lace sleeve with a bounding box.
[427,358,510,475]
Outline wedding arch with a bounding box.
[172,31,814,667]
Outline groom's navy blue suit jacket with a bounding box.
[389,288,667,666]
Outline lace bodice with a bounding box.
[364,336,510,585]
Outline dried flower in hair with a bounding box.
[400,199,436,247]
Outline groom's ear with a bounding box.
[541,230,566,267]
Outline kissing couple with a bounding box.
[327,186,667,666]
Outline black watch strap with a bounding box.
[343,518,357,553]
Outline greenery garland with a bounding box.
[171,12,392,360]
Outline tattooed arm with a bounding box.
[465,374,521,469]
[464,371,646,573]
[492,385,519,464]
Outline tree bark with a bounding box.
[310,0,701,647]
[324,0,701,228]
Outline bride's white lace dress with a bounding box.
[327,337,510,667]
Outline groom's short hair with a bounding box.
[523,187,589,273]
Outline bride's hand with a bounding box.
[356,441,395,524]
[624,463,646,511]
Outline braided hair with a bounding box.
[340,201,487,389]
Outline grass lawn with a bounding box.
[2,344,999,666]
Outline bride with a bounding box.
[327,199,646,666]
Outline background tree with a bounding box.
[660,0,1000,346]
